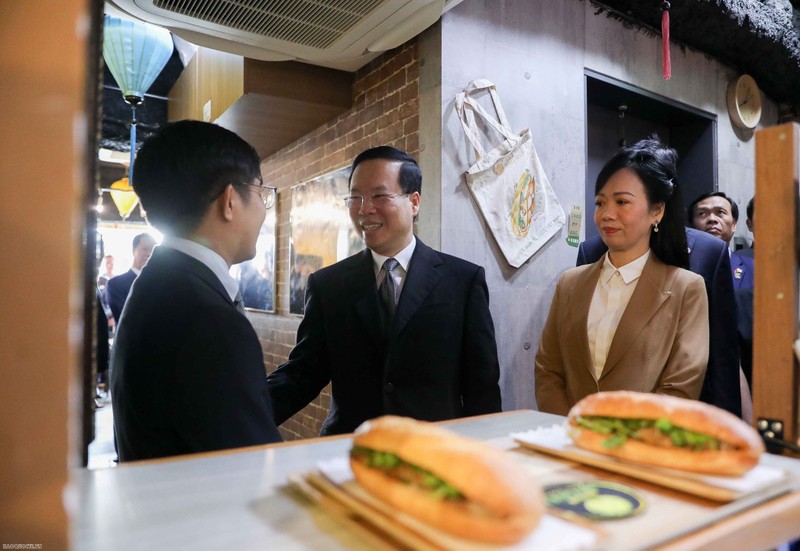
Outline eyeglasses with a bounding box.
[246,183,277,209]
[343,193,409,210]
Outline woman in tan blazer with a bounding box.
[535,138,709,415]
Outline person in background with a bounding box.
[537,137,709,415]
[690,193,755,395]
[737,196,755,258]
[735,196,755,389]
[94,239,113,404]
[689,191,754,289]
[111,120,282,462]
[97,254,115,292]
[578,198,742,419]
[95,287,112,406]
[96,253,116,334]
[267,146,501,435]
[689,191,738,246]
[105,234,156,322]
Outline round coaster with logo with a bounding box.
[544,480,646,521]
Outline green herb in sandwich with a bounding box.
[351,446,464,500]
[575,416,722,451]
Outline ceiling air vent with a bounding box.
[153,0,385,49]
[106,0,463,71]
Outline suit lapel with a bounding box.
[391,240,443,338]
[351,249,387,347]
[602,256,671,378]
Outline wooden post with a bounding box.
[753,123,800,456]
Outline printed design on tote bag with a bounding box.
[509,168,536,238]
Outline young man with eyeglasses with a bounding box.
[267,146,501,436]
[111,120,282,461]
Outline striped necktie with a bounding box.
[234,291,246,315]
[379,258,400,318]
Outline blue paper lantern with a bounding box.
[102,15,173,184]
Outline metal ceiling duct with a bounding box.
[105,0,464,71]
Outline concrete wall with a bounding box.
[432,0,778,411]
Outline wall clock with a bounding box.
[726,74,762,130]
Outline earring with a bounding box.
[653,220,659,233]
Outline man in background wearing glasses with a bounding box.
[267,146,501,435]
[111,120,282,461]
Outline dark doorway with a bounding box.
[585,70,717,240]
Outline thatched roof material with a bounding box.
[589,0,800,106]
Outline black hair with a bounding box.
[746,196,754,222]
[348,146,422,195]
[595,136,689,269]
[687,191,739,224]
[131,232,154,251]
[132,120,262,235]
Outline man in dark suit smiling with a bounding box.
[111,121,282,461]
[267,146,502,435]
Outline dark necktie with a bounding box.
[379,258,400,319]
[234,291,246,315]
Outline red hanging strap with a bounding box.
[661,1,671,80]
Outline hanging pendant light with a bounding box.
[108,177,140,220]
[102,15,173,186]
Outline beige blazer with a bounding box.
[535,254,709,415]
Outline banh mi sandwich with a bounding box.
[349,416,544,545]
[567,391,764,476]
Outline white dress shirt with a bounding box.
[160,236,240,302]
[371,236,416,299]
[587,250,650,380]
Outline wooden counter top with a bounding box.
[70,410,800,550]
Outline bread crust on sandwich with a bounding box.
[350,416,543,544]
[568,391,764,475]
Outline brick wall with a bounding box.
[249,39,420,441]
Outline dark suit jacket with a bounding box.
[105,269,137,321]
[731,245,755,388]
[266,239,502,436]
[735,287,754,388]
[110,247,282,462]
[731,252,755,289]
[577,227,742,416]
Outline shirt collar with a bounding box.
[161,236,240,301]
[600,249,650,285]
[131,267,142,276]
[371,236,416,276]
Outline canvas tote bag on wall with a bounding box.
[455,79,566,268]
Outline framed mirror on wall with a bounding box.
[231,204,277,313]
[289,166,365,316]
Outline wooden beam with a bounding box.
[243,59,352,107]
[752,123,800,455]
[168,50,353,159]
